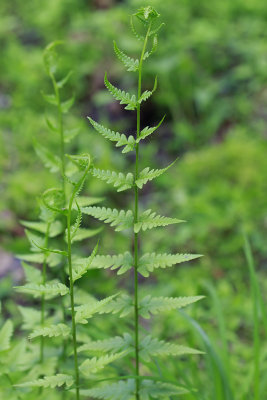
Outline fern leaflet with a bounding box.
[113,41,139,72]
[92,168,134,192]
[82,206,134,231]
[29,324,70,339]
[16,374,74,388]
[135,160,175,189]
[134,209,184,233]
[104,73,137,110]
[79,352,127,377]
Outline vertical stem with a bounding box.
[40,222,51,363]
[67,193,80,400]
[134,23,151,400]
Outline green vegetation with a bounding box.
[0,1,266,399]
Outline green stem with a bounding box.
[66,163,90,400]
[52,75,66,198]
[67,193,80,400]
[40,222,51,363]
[134,22,151,400]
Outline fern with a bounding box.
[92,168,134,192]
[16,374,74,388]
[139,335,202,361]
[134,209,184,233]
[139,295,204,319]
[86,8,204,399]
[82,206,134,231]
[75,294,119,324]
[72,241,98,282]
[104,73,137,111]
[0,320,13,351]
[79,351,127,377]
[88,117,135,153]
[29,324,71,339]
[135,160,175,189]
[113,41,139,72]
[15,282,69,298]
[138,252,202,277]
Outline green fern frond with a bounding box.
[71,227,102,243]
[143,35,158,60]
[57,70,73,89]
[104,73,137,110]
[78,333,133,354]
[138,253,202,277]
[20,220,63,238]
[82,206,134,232]
[139,295,204,319]
[136,115,165,143]
[29,324,70,340]
[75,294,119,324]
[21,261,42,284]
[72,241,98,282]
[140,336,202,361]
[140,380,188,398]
[0,320,13,351]
[61,95,75,113]
[34,141,61,173]
[88,117,135,153]
[130,16,145,41]
[14,282,69,298]
[103,294,133,317]
[18,306,44,330]
[92,168,134,192]
[113,41,139,72]
[75,252,133,275]
[135,160,175,189]
[134,209,184,233]
[79,352,127,377]
[80,379,134,399]
[16,374,73,388]
[138,76,157,105]
[42,188,66,215]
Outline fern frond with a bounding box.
[29,324,70,340]
[138,252,202,277]
[75,294,119,324]
[34,142,61,173]
[104,73,137,110]
[103,294,133,317]
[18,252,62,267]
[79,351,127,377]
[88,117,135,153]
[78,333,133,354]
[18,306,43,330]
[130,16,145,41]
[134,209,184,233]
[75,252,133,275]
[14,282,69,298]
[92,168,134,192]
[21,262,42,284]
[16,374,73,388]
[137,76,157,105]
[136,115,165,143]
[139,295,204,319]
[72,227,102,243]
[72,242,98,282]
[113,41,139,72]
[143,35,158,60]
[140,380,188,398]
[20,220,64,238]
[80,379,134,399]
[140,336,202,361]
[74,196,103,208]
[61,95,75,114]
[135,160,175,189]
[0,320,13,351]
[82,206,134,231]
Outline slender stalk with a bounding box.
[52,75,66,198]
[134,22,152,400]
[67,191,80,400]
[40,222,51,363]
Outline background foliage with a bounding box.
[1,0,267,399]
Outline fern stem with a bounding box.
[40,222,51,363]
[67,193,80,400]
[52,75,66,199]
[134,22,152,400]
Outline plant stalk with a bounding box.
[67,193,80,400]
[134,22,151,400]
[40,222,51,363]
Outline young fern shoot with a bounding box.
[85,6,203,399]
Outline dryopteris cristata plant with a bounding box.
[82,6,204,399]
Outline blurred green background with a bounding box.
[1,0,267,398]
